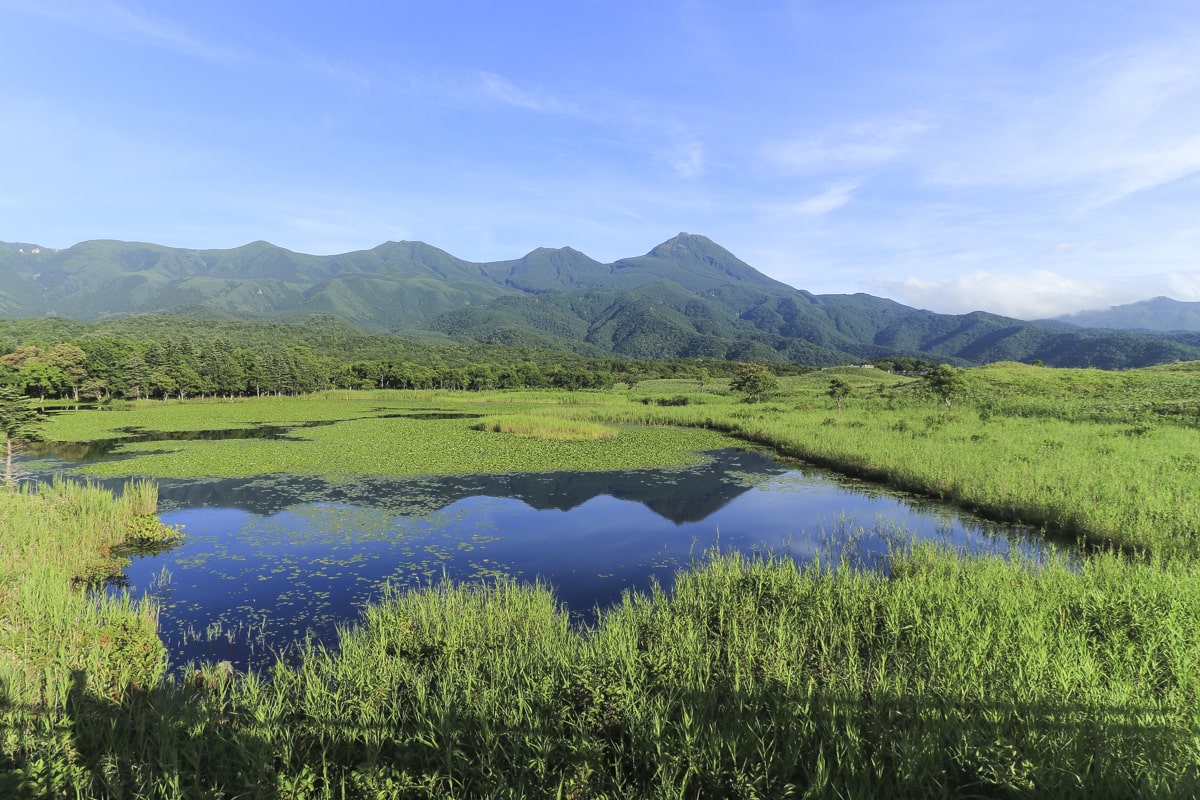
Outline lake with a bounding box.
[75,445,1059,672]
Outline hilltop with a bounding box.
[3,234,1197,368]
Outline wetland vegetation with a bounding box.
[3,360,1200,797]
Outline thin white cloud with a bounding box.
[476,71,582,115]
[100,2,246,64]
[762,118,929,174]
[669,141,706,178]
[2,0,249,66]
[301,56,375,95]
[472,70,712,182]
[869,271,1145,319]
[4,0,379,94]
[929,35,1200,207]
[1163,272,1200,301]
[775,182,858,217]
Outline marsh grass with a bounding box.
[470,414,619,440]
[39,369,1200,554]
[9,365,1200,795]
[47,398,733,478]
[578,367,1200,557]
[4,546,1197,798]
[0,482,171,714]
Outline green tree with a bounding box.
[17,361,68,401]
[120,351,152,400]
[466,364,497,391]
[0,385,43,487]
[78,335,134,391]
[79,378,108,402]
[46,343,89,401]
[730,363,778,402]
[924,364,966,409]
[200,339,246,398]
[148,367,179,402]
[827,377,851,410]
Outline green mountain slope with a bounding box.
[1052,297,1200,332]
[3,236,1199,368]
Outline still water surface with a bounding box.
[24,423,1060,671]
[80,446,1060,672]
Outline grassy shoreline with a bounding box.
[5,363,1200,796]
[38,363,1200,556]
[3,541,1198,797]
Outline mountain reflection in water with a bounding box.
[77,447,1065,673]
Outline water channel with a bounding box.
[25,425,1062,673]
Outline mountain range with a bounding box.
[1049,297,1200,333]
[3,234,1198,368]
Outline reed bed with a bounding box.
[572,372,1200,557]
[4,549,1197,798]
[0,481,173,717]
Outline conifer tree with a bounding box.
[0,385,43,487]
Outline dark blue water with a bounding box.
[95,448,1058,672]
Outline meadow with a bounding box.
[584,363,1200,557]
[44,361,1200,556]
[41,393,734,478]
[3,361,1200,797]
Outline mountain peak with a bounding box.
[648,232,718,258]
[626,232,796,292]
[1052,295,1200,332]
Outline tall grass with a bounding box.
[572,371,1200,557]
[0,481,173,715]
[4,548,1197,797]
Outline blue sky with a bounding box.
[3,1,1199,319]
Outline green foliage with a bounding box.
[470,415,619,440]
[0,385,41,442]
[124,515,183,545]
[568,364,1200,557]
[827,376,851,409]
[923,364,967,408]
[4,549,1200,797]
[0,481,169,710]
[0,384,43,487]
[44,395,735,478]
[729,362,778,401]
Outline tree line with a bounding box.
[0,323,786,402]
[0,336,630,401]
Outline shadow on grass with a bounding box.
[1,667,1191,799]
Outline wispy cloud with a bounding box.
[668,141,706,178]
[2,0,250,65]
[773,182,859,217]
[300,56,375,94]
[471,70,712,181]
[476,71,582,115]
[762,118,929,174]
[4,0,380,93]
[100,2,247,64]
[868,270,1176,319]
[929,35,1200,206]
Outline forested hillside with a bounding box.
[1052,297,1200,332]
[4,234,1198,368]
[0,315,789,402]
